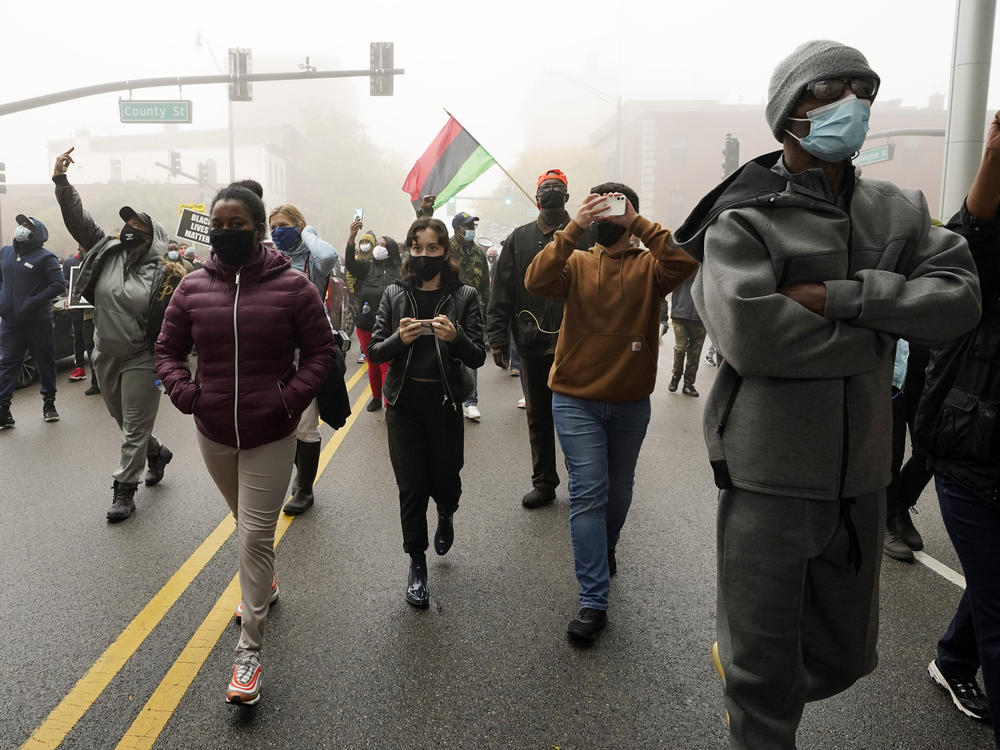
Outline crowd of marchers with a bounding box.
[2,38,999,750]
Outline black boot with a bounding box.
[283,439,320,515]
[667,375,680,393]
[0,404,14,430]
[107,480,138,523]
[434,514,454,556]
[883,511,914,562]
[43,399,59,422]
[406,556,429,608]
[144,444,173,486]
[567,607,608,646]
[897,506,924,551]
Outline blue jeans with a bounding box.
[552,392,651,610]
[463,367,478,408]
[935,473,1000,746]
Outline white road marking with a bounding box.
[914,551,967,590]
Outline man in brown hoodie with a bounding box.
[525,182,697,645]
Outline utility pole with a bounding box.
[941,0,996,218]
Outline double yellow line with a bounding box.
[22,364,371,750]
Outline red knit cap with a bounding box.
[537,169,568,190]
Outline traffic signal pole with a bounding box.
[0,67,404,118]
[940,0,996,218]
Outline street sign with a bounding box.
[176,208,211,246]
[854,144,891,167]
[119,100,192,124]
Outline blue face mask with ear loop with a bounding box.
[785,94,871,163]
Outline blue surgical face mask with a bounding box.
[462,228,476,243]
[13,225,32,242]
[785,95,870,163]
[271,225,300,253]
[167,250,180,261]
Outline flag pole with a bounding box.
[443,108,536,205]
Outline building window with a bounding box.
[670,133,687,165]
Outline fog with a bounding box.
[0,0,993,250]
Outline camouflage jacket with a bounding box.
[450,236,490,309]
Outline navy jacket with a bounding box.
[0,218,65,325]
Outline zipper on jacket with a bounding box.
[233,270,242,449]
[433,292,457,410]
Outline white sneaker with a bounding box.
[516,397,526,409]
[463,404,481,421]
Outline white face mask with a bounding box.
[14,225,32,242]
[373,247,389,261]
[358,242,373,253]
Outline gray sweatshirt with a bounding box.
[674,152,981,501]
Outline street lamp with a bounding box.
[544,72,623,179]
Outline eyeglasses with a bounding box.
[805,77,879,102]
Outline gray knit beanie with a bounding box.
[766,40,879,142]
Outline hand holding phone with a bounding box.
[412,319,436,336]
[600,194,627,217]
[353,208,364,222]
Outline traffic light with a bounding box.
[370,42,394,96]
[198,161,209,183]
[0,162,5,195]
[169,151,181,176]
[229,48,253,102]
[722,134,740,178]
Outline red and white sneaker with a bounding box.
[226,654,262,705]
[68,367,87,381]
[234,572,279,621]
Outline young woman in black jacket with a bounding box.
[368,217,486,608]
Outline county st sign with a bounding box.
[119,100,192,124]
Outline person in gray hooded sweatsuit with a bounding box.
[52,147,186,522]
[674,41,982,749]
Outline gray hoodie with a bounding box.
[674,151,981,501]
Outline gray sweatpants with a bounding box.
[197,429,297,660]
[94,351,162,486]
[716,487,883,750]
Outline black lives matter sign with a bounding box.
[176,208,211,246]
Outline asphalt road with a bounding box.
[0,335,993,750]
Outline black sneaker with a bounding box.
[928,658,991,721]
[43,399,60,422]
[521,487,555,509]
[85,384,101,396]
[567,607,607,646]
[667,376,680,393]
[365,397,382,412]
[682,384,699,397]
[0,405,14,430]
[406,560,429,609]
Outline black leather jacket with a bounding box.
[916,202,1000,505]
[368,279,486,408]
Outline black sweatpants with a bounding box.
[386,380,465,555]
[520,353,559,492]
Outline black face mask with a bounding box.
[210,229,257,267]
[119,224,151,250]
[537,190,567,209]
[408,254,448,281]
[595,221,627,247]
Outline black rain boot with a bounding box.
[144,444,173,486]
[434,514,454,556]
[283,439,320,515]
[107,480,138,523]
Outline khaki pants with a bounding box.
[296,397,321,443]
[197,429,297,659]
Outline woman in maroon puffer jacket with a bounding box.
[154,185,335,707]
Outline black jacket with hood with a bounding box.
[0,218,64,324]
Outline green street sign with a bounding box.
[119,100,192,124]
[854,144,891,167]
